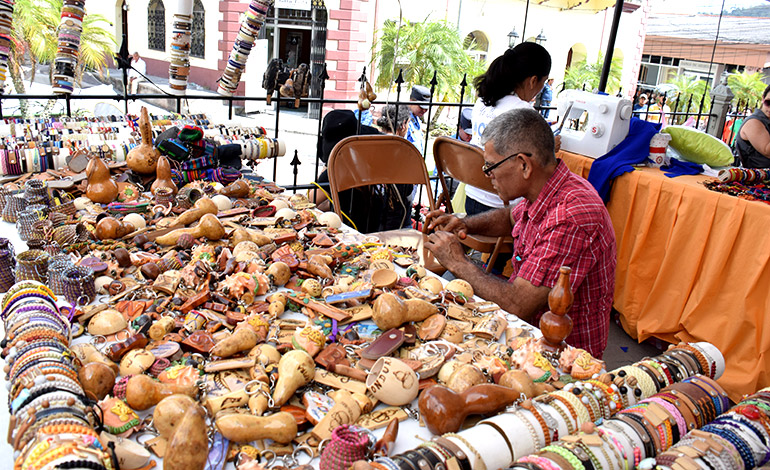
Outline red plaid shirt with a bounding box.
[509,160,616,357]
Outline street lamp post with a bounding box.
[535,29,547,44]
[507,28,519,48]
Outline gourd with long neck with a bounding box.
[85,156,118,204]
[150,154,178,196]
[126,106,160,175]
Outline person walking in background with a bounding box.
[128,52,146,94]
[405,85,431,154]
[540,78,554,118]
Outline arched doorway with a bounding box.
[464,30,489,63]
[115,0,128,49]
[565,43,587,72]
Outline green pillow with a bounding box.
[662,125,733,167]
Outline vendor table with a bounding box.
[559,150,770,401]
[0,223,541,467]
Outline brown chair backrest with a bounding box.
[432,136,502,212]
[327,135,436,219]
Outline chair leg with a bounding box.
[485,237,506,273]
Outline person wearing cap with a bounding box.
[310,110,413,232]
[457,108,473,142]
[633,93,648,117]
[128,52,146,94]
[540,78,554,118]
[406,85,431,154]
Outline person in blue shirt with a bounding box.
[406,85,431,154]
[540,78,553,118]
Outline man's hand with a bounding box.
[424,230,466,271]
[423,210,467,239]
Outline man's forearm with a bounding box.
[446,257,536,323]
[464,207,512,238]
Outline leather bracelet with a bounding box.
[613,413,655,458]
[541,445,585,470]
[433,437,471,470]
[538,450,576,470]
[444,433,487,470]
[478,421,514,462]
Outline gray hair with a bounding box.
[480,108,555,165]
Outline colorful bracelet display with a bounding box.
[52,0,86,94]
[169,0,194,94]
[0,0,11,89]
[2,281,115,470]
[379,343,724,470]
[217,0,272,96]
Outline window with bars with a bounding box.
[191,0,205,59]
[148,0,166,51]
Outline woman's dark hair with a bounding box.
[376,105,411,134]
[473,42,551,107]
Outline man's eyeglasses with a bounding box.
[482,152,532,176]
[764,99,770,107]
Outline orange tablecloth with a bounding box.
[559,150,770,401]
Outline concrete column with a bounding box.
[707,73,734,138]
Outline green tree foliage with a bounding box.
[664,74,711,124]
[561,53,622,95]
[10,0,115,100]
[371,19,486,105]
[728,71,767,109]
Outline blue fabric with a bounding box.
[352,109,373,126]
[662,158,703,178]
[406,113,425,154]
[587,118,662,202]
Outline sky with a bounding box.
[653,0,769,14]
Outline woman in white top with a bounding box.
[465,42,553,214]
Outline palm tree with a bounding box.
[8,0,116,115]
[728,70,766,110]
[560,54,622,96]
[371,19,486,108]
[664,75,711,124]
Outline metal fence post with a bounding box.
[707,74,734,138]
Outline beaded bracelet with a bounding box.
[540,445,585,470]
[543,399,576,435]
[552,390,591,425]
[618,367,656,397]
[504,408,542,452]
[701,425,756,468]
[521,403,552,446]
[516,455,559,470]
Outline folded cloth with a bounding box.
[662,159,703,178]
[178,125,204,143]
[587,118,662,202]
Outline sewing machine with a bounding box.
[556,90,633,158]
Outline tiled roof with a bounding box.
[646,13,770,45]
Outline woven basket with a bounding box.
[47,255,73,296]
[2,194,26,223]
[62,265,96,305]
[52,223,89,247]
[48,212,70,227]
[0,187,10,214]
[15,249,51,283]
[30,220,53,242]
[50,191,76,217]
[24,180,49,206]
[16,207,48,242]
[0,238,16,293]
[25,240,46,251]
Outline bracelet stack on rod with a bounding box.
[377,342,725,470]
[3,281,115,470]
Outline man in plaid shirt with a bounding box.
[425,108,616,358]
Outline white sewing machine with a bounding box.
[556,90,633,158]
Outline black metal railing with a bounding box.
[0,67,741,229]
